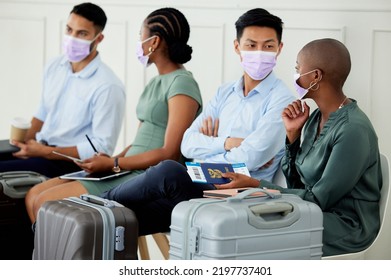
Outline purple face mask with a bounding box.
[240,51,277,80]
[62,34,99,63]
[293,69,318,99]
[136,36,157,67]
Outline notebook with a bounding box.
[60,170,131,181]
[203,188,280,199]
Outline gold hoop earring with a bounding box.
[310,81,320,91]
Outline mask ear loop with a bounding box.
[309,72,322,91]
[89,33,102,53]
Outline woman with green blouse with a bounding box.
[221,38,382,257]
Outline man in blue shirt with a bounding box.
[101,8,295,236]
[0,3,126,178]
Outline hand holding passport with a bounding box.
[186,162,250,184]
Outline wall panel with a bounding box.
[0,17,45,136]
[371,30,391,158]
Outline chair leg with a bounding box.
[152,233,170,260]
[138,236,150,260]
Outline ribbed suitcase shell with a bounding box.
[169,189,323,259]
[33,195,138,260]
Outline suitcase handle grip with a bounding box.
[2,172,47,199]
[5,177,44,187]
[247,201,300,229]
[227,188,281,202]
[249,202,293,216]
[80,194,123,208]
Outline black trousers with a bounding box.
[102,160,215,236]
[0,157,81,178]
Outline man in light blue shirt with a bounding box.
[102,8,295,236]
[1,3,125,177]
[181,71,293,181]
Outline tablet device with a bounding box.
[60,170,131,181]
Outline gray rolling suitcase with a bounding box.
[33,194,138,260]
[169,189,323,260]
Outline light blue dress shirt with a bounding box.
[35,54,126,159]
[181,72,295,181]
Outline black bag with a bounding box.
[0,171,47,260]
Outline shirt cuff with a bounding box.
[285,136,301,159]
[211,136,227,154]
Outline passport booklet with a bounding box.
[186,162,250,184]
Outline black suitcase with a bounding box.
[0,171,47,259]
[33,194,139,260]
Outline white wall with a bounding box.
[1,0,391,258]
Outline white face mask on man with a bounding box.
[136,35,157,67]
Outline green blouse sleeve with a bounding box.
[167,73,202,107]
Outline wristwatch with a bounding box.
[112,157,121,173]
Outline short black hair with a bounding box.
[145,7,193,64]
[235,8,283,43]
[71,2,107,32]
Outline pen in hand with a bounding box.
[85,134,99,154]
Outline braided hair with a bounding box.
[145,7,192,64]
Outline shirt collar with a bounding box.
[60,54,101,78]
[232,71,278,97]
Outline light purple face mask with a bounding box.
[293,69,318,99]
[240,51,277,80]
[136,36,157,67]
[62,34,99,63]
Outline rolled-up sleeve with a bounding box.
[77,83,126,159]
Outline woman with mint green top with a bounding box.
[26,8,202,223]
[219,39,382,257]
[79,68,202,194]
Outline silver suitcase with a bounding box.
[169,189,323,259]
[33,194,138,260]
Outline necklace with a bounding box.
[339,96,348,109]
